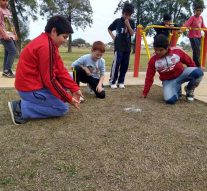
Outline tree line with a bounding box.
[10,0,205,52]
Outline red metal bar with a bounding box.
[170,30,179,47]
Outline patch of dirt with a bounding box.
[0,86,207,191]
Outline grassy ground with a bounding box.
[1,86,207,190]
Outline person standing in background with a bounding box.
[0,0,17,78]
[108,2,135,89]
[183,2,206,67]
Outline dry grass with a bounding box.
[0,86,207,191]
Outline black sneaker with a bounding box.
[2,70,15,78]
[8,100,26,125]
[184,86,194,102]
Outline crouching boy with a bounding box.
[71,41,106,99]
[142,34,203,104]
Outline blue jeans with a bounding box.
[163,67,203,104]
[1,39,17,71]
[18,89,69,119]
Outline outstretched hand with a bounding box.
[70,90,84,109]
[140,93,147,98]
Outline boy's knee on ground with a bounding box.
[54,103,69,116]
[165,95,178,104]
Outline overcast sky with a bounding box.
[29,0,207,44]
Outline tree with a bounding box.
[9,0,38,51]
[72,38,86,46]
[40,0,93,52]
[115,0,194,30]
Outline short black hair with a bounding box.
[193,1,205,11]
[153,34,169,49]
[163,13,172,21]
[122,2,134,15]
[45,15,73,35]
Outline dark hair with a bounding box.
[163,13,172,21]
[122,2,134,15]
[193,1,205,11]
[153,34,169,49]
[92,41,105,53]
[45,15,73,35]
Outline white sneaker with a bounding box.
[110,84,117,89]
[184,86,194,102]
[80,96,84,103]
[118,84,125,89]
[87,84,94,94]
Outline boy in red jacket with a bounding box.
[8,15,82,125]
[142,34,203,104]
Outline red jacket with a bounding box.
[15,33,79,102]
[143,47,196,97]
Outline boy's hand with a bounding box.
[72,90,83,102]
[3,34,11,41]
[124,19,130,27]
[82,67,91,76]
[96,84,103,93]
[140,93,147,98]
[70,97,80,109]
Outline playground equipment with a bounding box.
[133,25,207,77]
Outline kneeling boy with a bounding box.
[8,15,82,125]
[142,34,203,104]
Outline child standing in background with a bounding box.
[183,2,206,67]
[0,0,17,78]
[108,2,135,89]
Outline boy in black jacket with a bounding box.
[108,2,135,89]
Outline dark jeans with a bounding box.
[189,38,201,67]
[74,66,105,99]
[1,39,17,71]
[109,51,130,85]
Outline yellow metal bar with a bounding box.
[142,31,151,59]
[143,25,207,32]
[168,33,173,43]
[200,35,205,67]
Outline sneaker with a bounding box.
[110,84,117,89]
[80,96,85,103]
[184,86,194,102]
[87,84,94,95]
[8,100,26,125]
[2,70,15,78]
[118,84,125,89]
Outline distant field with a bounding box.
[0,45,206,72]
